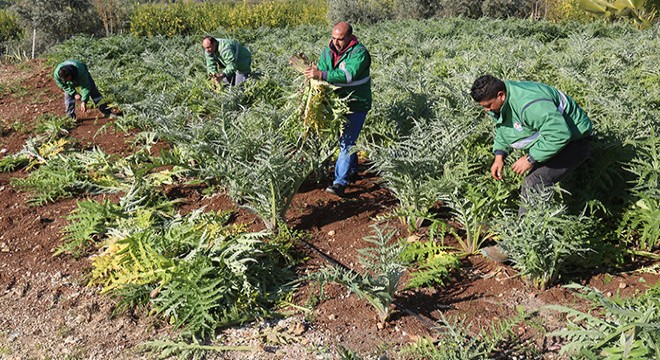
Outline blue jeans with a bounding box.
[334,111,367,186]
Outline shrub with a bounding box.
[547,284,660,359]
[618,130,660,251]
[542,0,596,22]
[91,0,132,36]
[312,225,405,323]
[129,0,327,37]
[0,9,22,43]
[327,0,393,24]
[393,0,439,19]
[494,189,596,290]
[481,0,532,19]
[437,0,483,18]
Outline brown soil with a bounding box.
[0,60,658,360]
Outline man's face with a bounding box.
[62,74,73,82]
[202,39,217,54]
[478,91,506,113]
[331,27,350,52]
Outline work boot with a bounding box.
[481,245,508,263]
[325,183,345,197]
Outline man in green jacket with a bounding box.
[54,60,114,120]
[470,74,593,261]
[202,36,251,87]
[304,22,372,197]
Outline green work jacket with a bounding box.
[318,42,372,112]
[204,38,251,77]
[489,81,593,163]
[54,60,93,102]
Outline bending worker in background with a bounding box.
[304,21,372,197]
[470,74,594,262]
[202,36,252,87]
[54,60,115,120]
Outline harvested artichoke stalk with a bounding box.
[289,53,349,138]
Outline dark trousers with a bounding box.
[222,72,249,87]
[520,137,591,214]
[64,76,111,119]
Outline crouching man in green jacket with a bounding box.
[470,75,593,261]
[202,36,251,87]
[54,60,114,120]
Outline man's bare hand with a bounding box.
[74,94,81,100]
[304,64,321,80]
[490,155,505,180]
[80,101,87,113]
[511,155,534,175]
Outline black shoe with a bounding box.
[347,172,360,183]
[325,184,345,197]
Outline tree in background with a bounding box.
[12,0,102,55]
[92,0,131,36]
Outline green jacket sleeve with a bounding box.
[219,43,238,76]
[205,51,217,75]
[317,47,330,72]
[493,127,512,155]
[523,101,572,162]
[77,69,92,103]
[324,46,369,84]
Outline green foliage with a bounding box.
[11,0,102,55]
[129,0,327,37]
[494,190,597,290]
[619,197,660,252]
[34,113,76,140]
[618,130,660,251]
[402,310,538,359]
[393,0,439,19]
[55,199,124,258]
[11,147,131,205]
[445,179,511,254]
[400,239,460,289]
[368,119,476,232]
[0,152,28,172]
[481,0,533,18]
[547,284,660,359]
[0,9,22,43]
[327,0,393,24]
[312,225,405,322]
[437,0,484,18]
[142,338,253,360]
[88,205,296,345]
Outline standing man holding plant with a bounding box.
[469,74,594,262]
[54,60,115,120]
[202,36,252,87]
[304,21,372,197]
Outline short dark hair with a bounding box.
[470,74,506,102]
[58,65,76,80]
